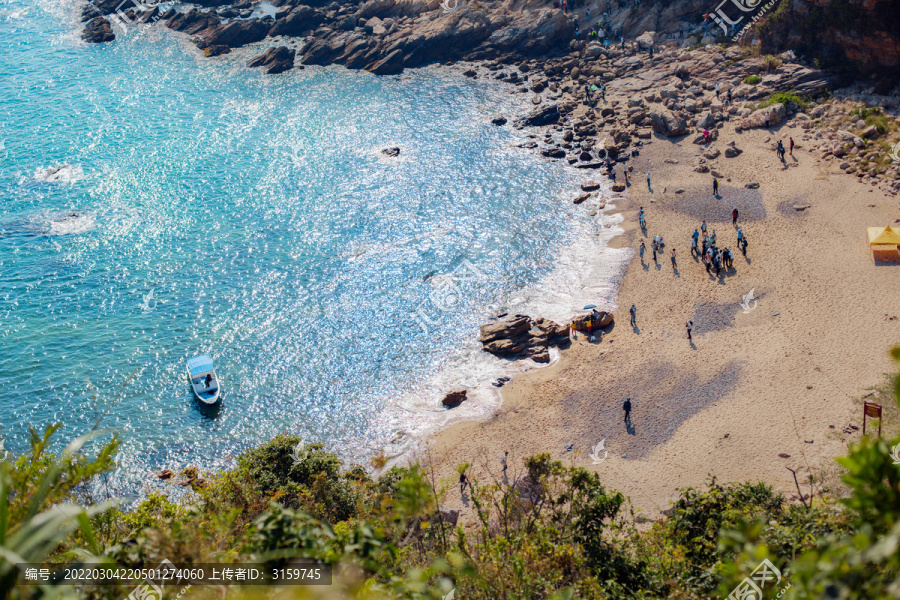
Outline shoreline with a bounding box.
[424,82,900,517]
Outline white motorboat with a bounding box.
[186,355,220,404]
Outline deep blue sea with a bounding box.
[0,0,627,489]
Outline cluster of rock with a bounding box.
[81,0,576,75]
[477,43,837,173]
[801,103,900,195]
[478,314,570,364]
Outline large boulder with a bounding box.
[516,104,561,128]
[248,46,296,74]
[268,6,325,37]
[649,110,687,137]
[740,103,786,130]
[480,315,531,345]
[442,390,467,407]
[480,314,568,360]
[366,49,405,75]
[82,16,115,43]
[635,31,657,49]
[200,17,273,49]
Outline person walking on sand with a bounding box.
[639,240,645,263]
[629,304,637,326]
[623,397,632,424]
[732,207,739,226]
[670,247,677,270]
[713,177,719,196]
[737,226,743,245]
[652,240,658,262]
[704,251,712,274]
[690,234,698,256]
[740,235,748,256]
[501,451,508,474]
[789,137,794,156]
[715,82,720,99]
[459,471,469,494]
[686,320,693,342]
[639,206,645,228]
[701,219,707,235]
[646,171,652,191]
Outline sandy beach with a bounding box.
[427,95,900,518]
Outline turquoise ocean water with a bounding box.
[0,0,626,489]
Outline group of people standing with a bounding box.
[691,218,743,276]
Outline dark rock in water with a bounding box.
[516,104,560,128]
[366,48,405,75]
[82,16,115,43]
[204,44,231,57]
[491,116,507,126]
[81,3,100,22]
[442,390,467,407]
[157,469,174,480]
[541,147,566,159]
[248,46,296,74]
[479,314,568,361]
[612,183,626,192]
[382,147,400,157]
[573,193,590,204]
[575,162,605,169]
[463,69,477,77]
[581,180,600,191]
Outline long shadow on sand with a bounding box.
[566,360,745,461]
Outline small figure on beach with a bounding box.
[686,320,693,341]
[670,247,677,270]
[652,241,658,262]
[459,471,469,494]
[703,251,712,274]
[701,220,707,235]
[501,451,508,474]
[646,171,652,191]
[690,235,698,256]
[639,241,645,262]
[737,226,743,245]
[713,178,719,196]
[789,137,794,156]
[630,304,637,327]
[732,207,739,226]
[715,82,720,99]
[639,206,646,228]
[740,235,748,256]
[623,397,632,423]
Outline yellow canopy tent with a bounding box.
[868,226,900,262]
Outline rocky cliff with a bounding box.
[80,0,900,91]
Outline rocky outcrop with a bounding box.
[382,147,400,157]
[740,103,786,130]
[82,16,115,43]
[515,105,561,128]
[479,314,569,362]
[248,46,296,74]
[269,6,326,38]
[198,17,274,49]
[649,110,687,137]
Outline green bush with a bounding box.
[744,75,762,85]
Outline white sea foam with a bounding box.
[32,163,83,184]
[373,188,633,469]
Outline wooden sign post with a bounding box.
[863,402,882,437]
